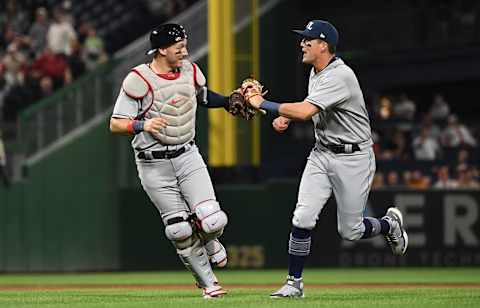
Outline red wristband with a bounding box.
[127,120,135,134]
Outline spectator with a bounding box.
[433,166,458,189]
[83,26,108,70]
[429,93,450,123]
[67,40,85,79]
[406,170,431,190]
[456,165,480,189]
[60,0,75,25]
[412,126,441,160]
[380,130,410,160]
[0,130,9,187]
[421,113,442,140]
[2,42,27,87]
[457,149,471,165]
[30,47,71,87]
[47,7,77,56]
[2,0,29,34]
[392,93,416,121]
[37,76,54,99]
[386,171,403,189]
[0,23,17,53]
[378,95,393,120]
[441,114,477,148]
[372,172,385,189]
[28,7,49,58]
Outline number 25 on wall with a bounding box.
[226,245,265,268]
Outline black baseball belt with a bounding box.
[323,143,361,154]
[137,141,194,160]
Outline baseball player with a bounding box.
[246,20,408,298]
[110,23,240,298]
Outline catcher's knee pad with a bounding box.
[164,211,194,249]
[337,220,364,241]
[194,200,228,234]
[292,206,317,230]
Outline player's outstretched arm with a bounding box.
[110,117,168,135]
[248,94,320,121]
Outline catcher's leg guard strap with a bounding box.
[163,211,195,249]
[177,239,217,288]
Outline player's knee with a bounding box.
[338,221,363,241]
[198,229,223,242]
[194,200,228,234]
[292,207,316,230]
[164,211,195,248]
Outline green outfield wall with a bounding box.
[0,119,119,272]
[118,187,480,270]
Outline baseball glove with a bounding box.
[240,78,264,102]
[225,78,265,120]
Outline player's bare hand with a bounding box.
[272,116,290,133]
[144,117,168,133]
[246,94,264,109]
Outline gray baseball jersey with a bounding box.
[306,58,372,149]
[111,61,217,220]
[292,58,375,241]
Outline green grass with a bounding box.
[0,268,479,307]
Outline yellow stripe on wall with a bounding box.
[208,0,237,166]
[251,0,261,166]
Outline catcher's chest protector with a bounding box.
[133,63,197,145]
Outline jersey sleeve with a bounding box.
[305,75,351,110]
[192,62,206,87]
[111,89,141,119]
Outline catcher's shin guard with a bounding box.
[177,239,218,288]
[205,239,227,267]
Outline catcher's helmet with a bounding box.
[146,23,188,55]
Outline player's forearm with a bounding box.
[110,118,142,135]
[260,100,320,121]
[205,90,229,108]
[197,87,229,108]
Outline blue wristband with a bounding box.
[260,100,280,116]
[133,120,144,134]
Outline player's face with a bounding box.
[165,39,189,68]
[300,38,326,64]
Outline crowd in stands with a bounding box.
[0,0,108,131]
[369,92,480,190]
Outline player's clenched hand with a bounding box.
[241,78,266,109]
[144,117,168,133]
[272,116,290,133]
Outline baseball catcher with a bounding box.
[110,23,263,298]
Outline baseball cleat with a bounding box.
[270,276,304,298]
[383,207,408,256]
[202,284,227,299]
[205,239,227,267]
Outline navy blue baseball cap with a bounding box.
[292,20,339,46]
[146,23,188,55]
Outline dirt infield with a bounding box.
[1,283,480,291]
